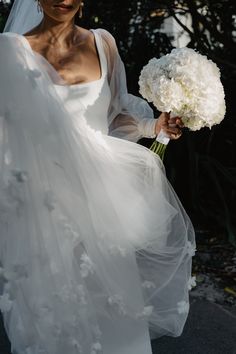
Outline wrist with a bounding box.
[138,118,157,138]
[155,119,162,136]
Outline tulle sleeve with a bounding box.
[97,28,157,143]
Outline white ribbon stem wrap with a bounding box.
[155,112,177,145]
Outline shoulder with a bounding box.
[93,28,115,40]
[93,28,118,54]
[0,32,24,51]
[0,32,16,42]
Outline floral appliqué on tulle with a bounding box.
[188,276,197,290]
[142,280,156,289]
[136,305,154,319]
[186,241,196,257]
[91,341,102,354]
[80,253,95,278]
[0,292,13,313]
[0,169,28,221]
[177,301,189,314]
[107,294,127,316]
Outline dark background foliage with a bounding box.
[1,0,236,244]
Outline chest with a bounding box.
[30,42,102,86]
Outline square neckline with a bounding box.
[8,29,106,88]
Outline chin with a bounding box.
[45,11,76,22]
[42,3,79,22]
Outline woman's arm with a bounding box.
[98,29,183,142]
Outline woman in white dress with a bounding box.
[0,1,196,353]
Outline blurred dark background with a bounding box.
[1,0,236,246]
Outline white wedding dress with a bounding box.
[0,28,196,354]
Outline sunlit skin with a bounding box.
[24,0,183,138]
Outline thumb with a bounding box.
[163,112,170,123]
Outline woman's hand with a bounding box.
[155,112,184,140]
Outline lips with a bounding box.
[53,3,73,10]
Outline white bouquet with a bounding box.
[139,47,226,150]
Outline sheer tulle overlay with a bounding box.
[0,29,196,354]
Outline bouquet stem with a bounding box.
[150,128,170,161]
[150,140,167,161]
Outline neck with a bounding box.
[36,15,79,47]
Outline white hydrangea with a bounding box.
[139,48,226,131]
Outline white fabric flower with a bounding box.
[91,342,102,354]
[1,268,14,281]
[177,300,189,314]
[107,294,126,315]
[58,214,80,244]
[139,48,226,131]
[136,305,154,319]
[58,284,76,302]
[70,338,82,352]
[142,280,156,289]
[108,244,127,257]
[11,169,28,182]
[92,324,102,341]
[186,241,196,257]
[80,253,95,278]
[44,190,56,211]
[5,169,28,208]
[0,293,13,312]
[76,284,87,305]
[188,276,197,290]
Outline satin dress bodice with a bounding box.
[53,30,111,135]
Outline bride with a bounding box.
[0,1,196,353]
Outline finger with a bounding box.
[168,117,184,128]
[169,132,183,140]
[164,127,182,135]
[163,112,171,123]
[157,112,170,125]
[176,118,184,128]
[169,115,181,121]
[168,120,177,128]
[163,129,183,139]
[168,117,177,123]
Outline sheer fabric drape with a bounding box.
[0,30,195,354]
